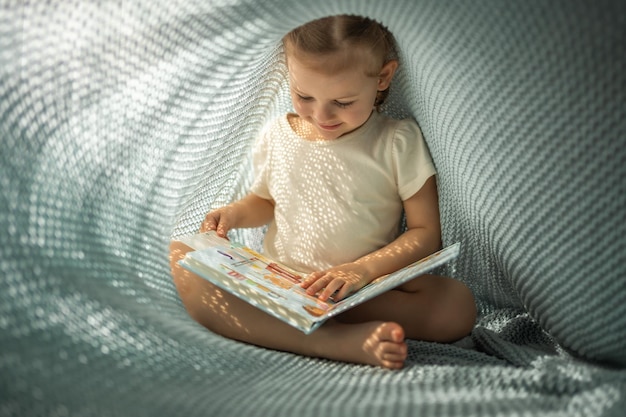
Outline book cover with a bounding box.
[177,231,460,334]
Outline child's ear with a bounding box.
[378,60,399,90]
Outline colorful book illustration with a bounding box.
[177,231,460,334]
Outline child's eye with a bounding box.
[297,94,313,102]
[334,101,354,109]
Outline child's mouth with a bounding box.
[318,122,342,131]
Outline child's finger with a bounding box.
[200,215,217,232]
[304,273,333,295]
[301,271,324,289]
[333,284,354,301]
[318,278,346,301]
[215,217,230,237]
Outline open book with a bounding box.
[177,231,460,334]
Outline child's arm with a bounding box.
[302,176,441,301]
[200,193,275,237]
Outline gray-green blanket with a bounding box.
[2,1,625,416]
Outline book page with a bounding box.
[182,233,335,320]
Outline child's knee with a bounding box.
[443,279,477,339]
[426,278,476,342]
[169,240,192,270]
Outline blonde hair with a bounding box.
[283,15,398,107]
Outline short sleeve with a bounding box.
[392,119,437,201]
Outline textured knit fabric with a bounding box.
[251,111,436,272]
[1,1,625,416]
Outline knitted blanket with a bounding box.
[2,0,625,415]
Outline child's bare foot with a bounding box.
[318,321,407,369]
[359,321,407,369]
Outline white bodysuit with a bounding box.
[251,111,436,273]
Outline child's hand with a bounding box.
[301,263,372,302]
[200,206,237,238]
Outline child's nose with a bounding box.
[314,104,335,122]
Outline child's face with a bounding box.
[287,53,383,140]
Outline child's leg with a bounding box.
[336,275,477,342]
[170,241,408,369]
